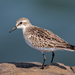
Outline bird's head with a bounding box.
[9,18,31,33]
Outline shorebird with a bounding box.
[9,17,75,69]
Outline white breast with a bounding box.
[25,39,63,52]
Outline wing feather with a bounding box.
[24,26,68,49]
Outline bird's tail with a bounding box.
[65,44,75,51]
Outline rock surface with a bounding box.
[0,62,75,75]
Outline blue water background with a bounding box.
[0,0,75,66]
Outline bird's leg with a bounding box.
[50,52,55,66]
[40,54,46,69]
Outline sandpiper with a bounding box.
[9,17,75,69]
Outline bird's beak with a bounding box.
[9,26,17,33]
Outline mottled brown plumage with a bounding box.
[23,25,75,51]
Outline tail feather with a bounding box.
[65,44,75,51]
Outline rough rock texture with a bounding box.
[0,62,75,75]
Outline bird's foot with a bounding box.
[39,65,44,69]
[50,63,53,66]
[39,65,50,69]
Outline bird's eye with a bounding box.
[20,22,22,24]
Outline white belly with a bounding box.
[25,39,63,52]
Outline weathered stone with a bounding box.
[0,62,75,75]
[70,66,75,73]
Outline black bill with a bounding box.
[9,26,17,33]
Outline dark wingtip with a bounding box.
[67,44,75,50]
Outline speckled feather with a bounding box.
[23,25,69,50]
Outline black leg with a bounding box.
[50,52,55,66]
[41,54,46,69]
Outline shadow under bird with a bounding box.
[9,17,75,69]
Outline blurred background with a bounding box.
[0,0,75,66]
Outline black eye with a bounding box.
[20,22,22,24]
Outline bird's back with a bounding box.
[23,25,75,52]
